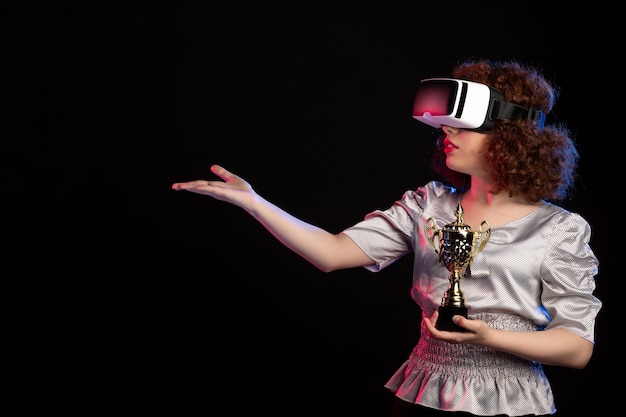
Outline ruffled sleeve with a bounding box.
[341,181,457,272]
[541,211,601,343]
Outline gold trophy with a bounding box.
[425,204,491,332]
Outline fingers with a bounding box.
[431,310,439,326]
[171,164,235,191]
[171,180,206,191]
[210,164,237,183]
[452,315,465,328]
[422,311,438,333]
[425,312,479,343]
[451,315,479,334]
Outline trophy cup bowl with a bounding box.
[425,203,490,332]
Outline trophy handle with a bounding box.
[473,220,491,255]
[424,217,441,254]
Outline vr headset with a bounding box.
[412,78,545,132]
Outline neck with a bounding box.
[459,177,543,228]
[464,177,535,207]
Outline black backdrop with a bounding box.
[4,2,614,415]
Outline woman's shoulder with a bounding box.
[537,202,591,226]
[517,202,594,245]
[408,180,458,201]
[394,181,460,221]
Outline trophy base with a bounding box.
[436,305,469,332]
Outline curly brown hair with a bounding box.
[430,59,579,202]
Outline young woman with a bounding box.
[172,59,601,416]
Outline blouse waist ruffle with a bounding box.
[385,312,556,416]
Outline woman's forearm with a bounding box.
[482,327,593,369]
[246,195,373,272]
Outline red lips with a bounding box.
[443,139,457,154]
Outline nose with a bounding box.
[441,125,458,135]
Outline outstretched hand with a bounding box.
[423,311,491,345]
[172,164,257,209]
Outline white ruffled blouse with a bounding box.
[342,181,601,416]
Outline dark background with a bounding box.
[3,2,613,415]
